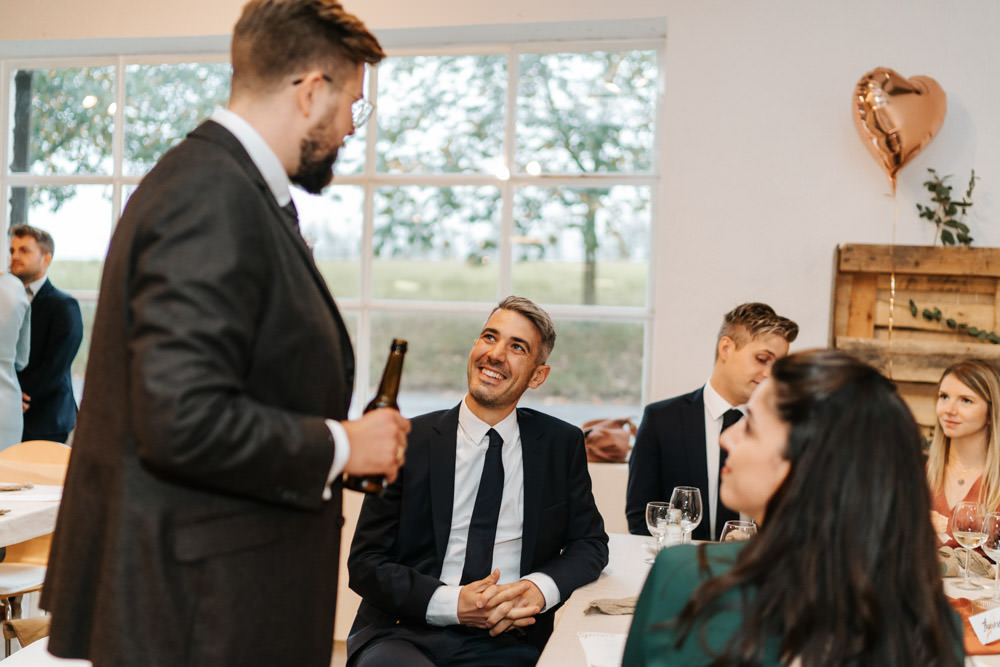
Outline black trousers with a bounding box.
[350,624,541,667]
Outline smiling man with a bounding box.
[348,296,609,667]
[626,302,799,541]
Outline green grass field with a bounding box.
[50,258,647,404]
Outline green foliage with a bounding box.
[915,167,978,246]
[908,298,1000,344]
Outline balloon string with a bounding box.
[887,194,898,379]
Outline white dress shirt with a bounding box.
[425,398,560,626]
[24,275,46,301]
[702,380,743,538]
[209,109,349,496]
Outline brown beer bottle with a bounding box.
[343,338,407,495]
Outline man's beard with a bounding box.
[291,135,339,194]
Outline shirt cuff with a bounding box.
[425,584,461,626]
[322,419,351,501]
[522,572,560,613]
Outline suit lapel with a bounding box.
[683,389,710,497]
[428,406,460,566]
[188,121,355,388]
[518,409,544,576]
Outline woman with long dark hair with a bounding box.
[623,349,963,666]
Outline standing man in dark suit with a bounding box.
[8,224,83,443]
[348,296,609,667]
[41,2,409,665]
[626,303,798,540]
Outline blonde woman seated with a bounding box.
[928,359,1000,547]
[623,350,963,666]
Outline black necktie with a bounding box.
[716,408,743,539]
[460,428,504,585]
[281,200,299,230]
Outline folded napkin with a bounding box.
[2,615,50,647]
[948,597,1000,655]
[0,483,32,492]
[940,546,995,578]
[584,596,636,615]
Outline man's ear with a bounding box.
[293,71,325,119]
[717,336,735,363]
[42,253,53,270]
[527,364,550,389]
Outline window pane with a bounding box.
[517,50,657,174]
[369,311,481,417]
[9,185,112,292]
[519,319,644,425]
[373,186,500,301]
[376,55,506,174]
[294,185,363,299]
[512,185,649,306]
[124,62,231,175]
[72,299,97,402]
[8,67,115,175]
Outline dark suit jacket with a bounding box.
[346,405,609,659]
[41,120,355,667]
[626,387,716,541]
[18,278,82,440]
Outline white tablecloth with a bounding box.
[0,486,60,548]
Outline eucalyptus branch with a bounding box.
[908,299,1000,344]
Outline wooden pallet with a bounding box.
[833,243,1000,431]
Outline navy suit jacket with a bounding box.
[347,404,609,658]
[18,278,83,440]
[626,387,716,541]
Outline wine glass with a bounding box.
[645,502,672,562]
[719,519,757,543]
[982,512,1000,599]
[950,501,987,590]
[670,486,702,544]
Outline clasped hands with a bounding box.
[457,569,544,636]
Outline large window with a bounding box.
[2,42,660,426]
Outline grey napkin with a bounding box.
[940,545,995,578]
[584,596,637,615]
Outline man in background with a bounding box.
[8,224,82,443]
[348,296,608,667]
[626,302,798,540]
[41,1,408,665]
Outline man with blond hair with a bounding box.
[42,2,409,665]
[626,302,798,541]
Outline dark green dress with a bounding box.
[622,542,965,666]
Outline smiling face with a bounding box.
[719,378,792,524]
[466,308,550,424]
[713,332,790,406]
[937,373,990,444]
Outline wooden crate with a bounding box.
[833,243,1000,430]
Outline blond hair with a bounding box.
[926,359,1000,511]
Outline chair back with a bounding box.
[0,441,71,485]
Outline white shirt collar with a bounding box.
[704,379,741,421]
[210,108,293,207]
[26,275,46,299]
[458,397,519,447]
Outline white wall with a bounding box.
[3,0,1000,401]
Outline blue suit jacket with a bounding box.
[18,278,83,439]
[347,404,609,658]
[626,387,715,541]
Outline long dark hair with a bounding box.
[674,349,962,666]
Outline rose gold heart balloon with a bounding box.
[853,67,946,194]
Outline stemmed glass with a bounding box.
[950,501,987,590]
[670,486,702,544]
[720,519,757,542]
[645,502,672,562]
[982,512,1000,600]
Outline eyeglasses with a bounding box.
[292,74,375,129]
